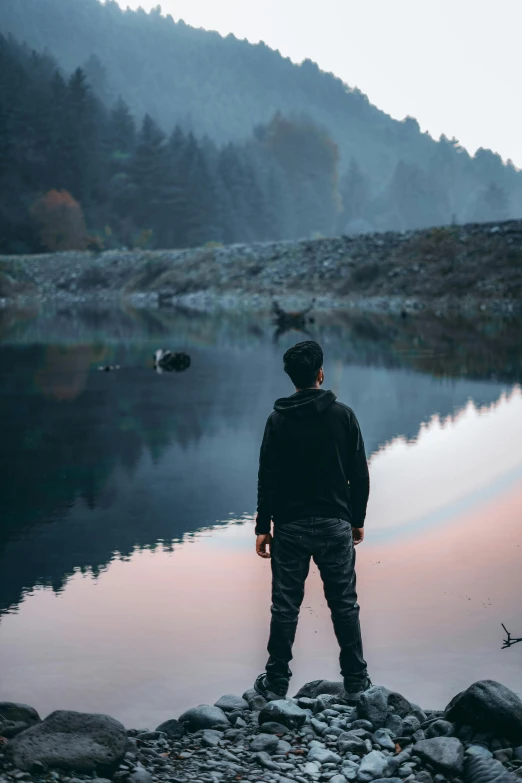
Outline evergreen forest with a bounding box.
[0,0,521,254]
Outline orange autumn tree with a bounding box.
[30,190,88,251]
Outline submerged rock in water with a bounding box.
[153,349,191,373]
[445,680,522,742]
[7,710,127,774]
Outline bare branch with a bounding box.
[501,623,522,649]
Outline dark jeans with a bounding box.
[265,516,367,694]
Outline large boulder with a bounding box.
[178,705,230,732]
[0,702,41,726]
[7,710,127,774]
[294,680,346,700]
[258,700,307,730]
[414,737,464,775]
[445,680,522,742]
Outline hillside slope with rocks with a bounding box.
[1,220,521,315]
[2,679,522,783]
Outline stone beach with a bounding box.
[1,220,521,315]
[2,679,522,783]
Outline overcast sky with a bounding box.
[116,0,522,168]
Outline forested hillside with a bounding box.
[0,35,340,254]
[1,0,521,254]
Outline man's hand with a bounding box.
[352,527,365,545]
[256,533,272,559]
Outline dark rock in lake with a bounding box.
[154,718,184,738]
[153,350,191,373]
[7,710,127,774]
[445,680,522,742]
[465,751,516,783]
[294,680,346,700]
[0,702,41,726]
[427,720,456,738]
[414,736,464,775]
[258,700,307,730]
[178,705,230,732]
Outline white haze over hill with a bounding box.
[116,0,522,169]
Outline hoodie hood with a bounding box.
[274,388,337,418]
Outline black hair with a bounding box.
[283,341,323,388]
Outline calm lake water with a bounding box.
[0,305,521,728]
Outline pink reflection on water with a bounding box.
[0,390,521,727]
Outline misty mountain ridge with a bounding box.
[0,0,521,253]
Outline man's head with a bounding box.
[283,341,324,390]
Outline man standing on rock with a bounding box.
[254,340,371,701]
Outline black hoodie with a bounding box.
[255,389,370,535]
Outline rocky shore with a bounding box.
[1,220,521,314]
[2,679,522,783]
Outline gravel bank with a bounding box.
[2,679,522,783]
[1,220,521,315]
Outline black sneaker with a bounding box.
[343,676,373,703]
[254,673,288,701]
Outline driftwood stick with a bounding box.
[501,623,522,649]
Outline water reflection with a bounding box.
[0,306,521,725]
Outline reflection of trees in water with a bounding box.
[3,306,522,384]
[0,309,521,617]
